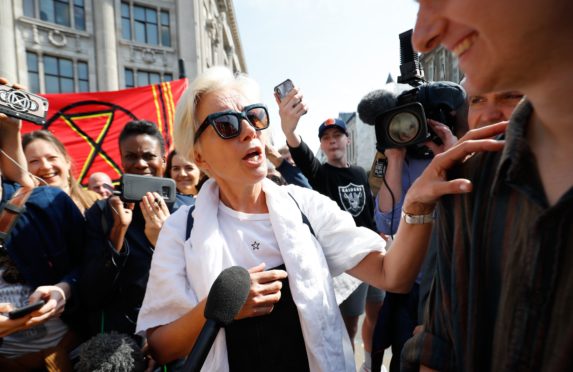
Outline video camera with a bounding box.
[358,29,466,159]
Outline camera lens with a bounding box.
[387,112,421,145]
[161,186,170,197]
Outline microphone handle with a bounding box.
[183,320,221,372]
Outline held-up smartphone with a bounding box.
[8,300,46,319]
[274,79,294,102]
[119,174,176,203]
[0,84,49,125]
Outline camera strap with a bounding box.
[0,186,34,249]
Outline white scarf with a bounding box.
[187,178,356,372]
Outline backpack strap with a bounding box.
[0,187,34,248]
[184,195,314,240]
[185,205,196,240]
[287,193,315,237]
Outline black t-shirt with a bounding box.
[288,140,377,231]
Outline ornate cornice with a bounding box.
[218,0,247,73]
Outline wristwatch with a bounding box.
[401,209,435,224]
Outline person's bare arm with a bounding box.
[348,123,508,292]
[276,87,307,148]
[377,148,406,213]
[147,264,287,364]
[0,78,35,188]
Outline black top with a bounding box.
[81,200,176,337]
[288,139,376,231]
[225,265,309,372]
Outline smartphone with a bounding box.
[274,79,294,102]
[8,300,45,319]
[0,84,49,125]
[119,174,176,203]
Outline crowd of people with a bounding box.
[0,0,571,370]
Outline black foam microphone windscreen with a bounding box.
[204,265,251,325]
[74,332,146,372]
[184,266,250,372]
[357,89,400,126]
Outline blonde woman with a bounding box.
[136,66,505,371]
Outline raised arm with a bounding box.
[276,85,307,149]
[374,147,407,234]
[0,77,36,188]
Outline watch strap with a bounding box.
[401,209,435,224]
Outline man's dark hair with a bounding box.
[119,120,166,156]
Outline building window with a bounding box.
[160,10,170,47]
[77,61,89,92]
[138,70,160,86]
[124,68,173,88]
[125,68,135,88]
[23,0,86,31]
[121,2,171,47]
[26,52,40,93]
[26,52,89,93]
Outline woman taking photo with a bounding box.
[22,130,99,214]
[136,67,505,371]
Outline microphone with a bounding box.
[74,332,146,372]
[184,266,251,372]
[357,88,400,126]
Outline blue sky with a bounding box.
[233,0,419,152]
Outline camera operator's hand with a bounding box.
[0,77,35,188]
[378,147,407,214]
[276,86,307,148]
[108,196,134,252]
[424,119,459,155]
[384,147,407,162]
[141,192,170,246]
[403,121,508,215]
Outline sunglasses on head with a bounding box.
[194,104,270,143]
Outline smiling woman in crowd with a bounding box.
[22,130,99,214]
[164,149,204,208]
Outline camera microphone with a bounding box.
[183,266,250,372]
[357,89,399,126]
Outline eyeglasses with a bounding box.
[194,104,270,143]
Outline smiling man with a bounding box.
[402,0,573,371]
[461,78,524,129]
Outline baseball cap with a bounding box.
[318,118,348,138]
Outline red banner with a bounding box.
[21,79,188,186]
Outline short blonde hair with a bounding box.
[173,66,261,162]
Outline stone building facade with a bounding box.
[420,45,462,83]
[0,0,246,93]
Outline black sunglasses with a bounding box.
[194,104,270,143]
